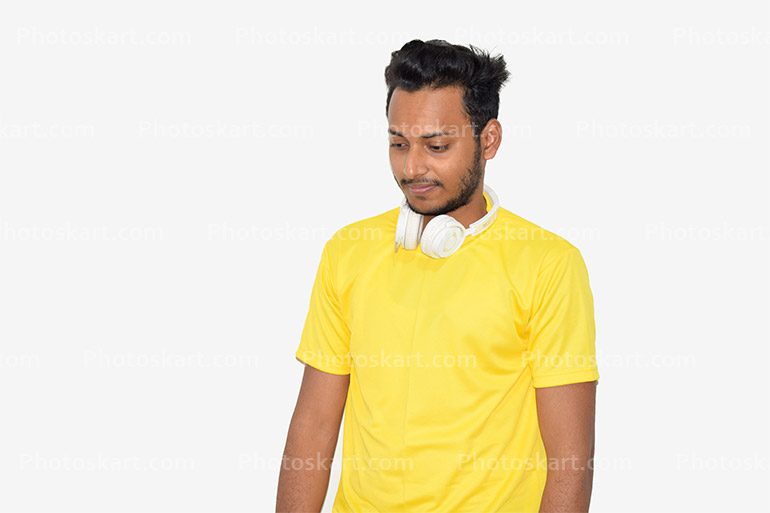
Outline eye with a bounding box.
[430,145,449,152]
[389,142,406,149]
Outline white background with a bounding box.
[0,1,768,512]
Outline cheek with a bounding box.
[388,150,406,169]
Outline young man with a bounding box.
[277,39,600,513]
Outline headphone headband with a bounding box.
[467,184,500,237]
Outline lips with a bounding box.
[407,183,437,194]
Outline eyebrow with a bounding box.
[388,128,454,138]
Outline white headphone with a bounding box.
[394,183,500,258]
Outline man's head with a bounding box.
[385,39,510,216]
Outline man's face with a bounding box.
[387,85,484,216]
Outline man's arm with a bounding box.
[276,365,350,513]
[535,380,597,513]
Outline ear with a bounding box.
[479,119,503,160]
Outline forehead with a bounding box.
[387,86,471,137]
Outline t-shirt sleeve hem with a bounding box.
[531,368,599,388]
[295,350,351,376]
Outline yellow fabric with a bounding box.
[295,191,600,512]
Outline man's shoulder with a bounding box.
[494,207,584,261]
[326,206,399,251]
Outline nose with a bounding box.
[401,145,429,182]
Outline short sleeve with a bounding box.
[294,236,352,375]
[526,244,600,388]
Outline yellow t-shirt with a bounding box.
[295,190,600,512]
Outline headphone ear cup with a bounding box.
[396,203,424,251]
[420,215,467,258]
